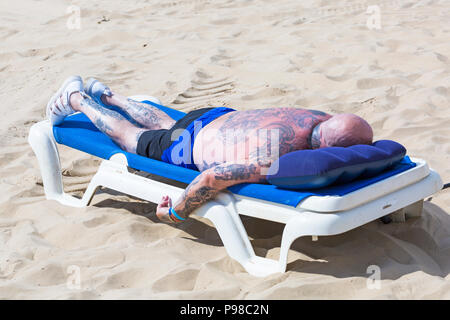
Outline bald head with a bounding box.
[317,113,373,148]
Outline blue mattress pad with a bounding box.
[52,100,416,207]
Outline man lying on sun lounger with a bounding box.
[47,76,373,224]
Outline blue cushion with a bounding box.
[266,140,407,190]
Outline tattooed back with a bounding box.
[193,107,331,172]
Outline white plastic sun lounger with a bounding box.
[28,95,444,277]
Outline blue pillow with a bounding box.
[266,140,407,190]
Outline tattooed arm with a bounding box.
[156,162,264,223]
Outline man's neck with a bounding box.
[307,122,323,149]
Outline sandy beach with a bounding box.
[0,0,449,299]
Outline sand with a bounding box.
[0,0,449,299]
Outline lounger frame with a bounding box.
[28,96,443,277]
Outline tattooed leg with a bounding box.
[102,92,175,130]
[70,92,147,153]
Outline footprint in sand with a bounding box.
[356,77,406,90]
[152,268,200,292]
[172,70,234,106]
[60,158,101,193]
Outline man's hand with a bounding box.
[156,163,264,224]
[156,195,177,223]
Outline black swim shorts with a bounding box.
[136,108,215,161]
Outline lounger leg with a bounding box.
[386,200,424,223]
[389,209,406,223]
[28,121,63,199]
[278,216,312,273]
[277,212,339,273]
[195,193,281,277]
[28,120,101,207]
[28,121,65,200]
[404,200,423,218]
